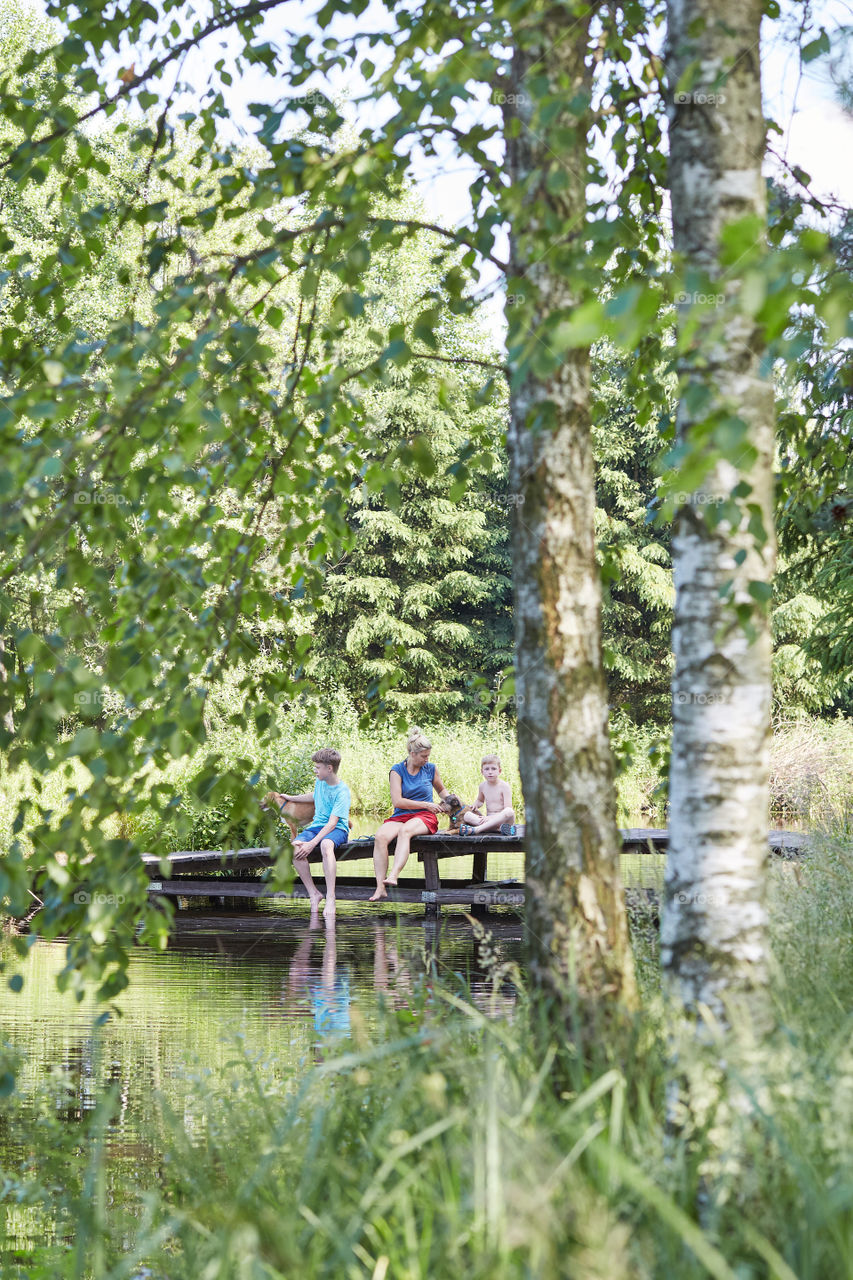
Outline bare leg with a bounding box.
[467,807,515,835]
[370,823,398,900]
[293,844,323,910]
[374,924,388,990]
[321,838,337,919]
[386,817,430,885]
[459,809,485,827]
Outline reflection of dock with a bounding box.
[143,828,809,916]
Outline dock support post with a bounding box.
[471,847,489,915]
[422,852,440,917]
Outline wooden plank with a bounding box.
[148,879,527,907]
[425,887,525,906]
[152,874,517,891]
[147,879,428,904]
[144,827,810,877]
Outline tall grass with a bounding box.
[4,832,853,1278]
[2,710,852,858]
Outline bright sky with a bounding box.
[28,0,853,341]
[176,0,853,338]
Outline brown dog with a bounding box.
[440,793,467,830]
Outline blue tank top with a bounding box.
[390,760,436,815]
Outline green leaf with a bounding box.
[801,29,830,62]
[748,580,773,604]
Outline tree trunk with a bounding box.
[503,10,637,1023]
[661,0,775,1023]
[0,634,14,735]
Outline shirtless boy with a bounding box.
[458,755,516,836]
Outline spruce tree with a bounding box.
[304,364,512,717]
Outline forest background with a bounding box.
[1,0,853,1276]
[1,0,850,867]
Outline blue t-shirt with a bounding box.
[312,779,351,835]
[390,760,436,816]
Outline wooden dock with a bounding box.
[143,827,809,915]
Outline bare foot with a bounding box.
[323,900,336,920]
[307,893,323,912]
[369,885,387,901]
[384,877,398,888]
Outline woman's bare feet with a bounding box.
[323,898,336,920]
[307,891,323,913]
[384,877,398,887]
[369,885,387,901]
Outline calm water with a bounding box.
[0,904,530,1262]
[1,907,525,1125]
[1,855,665,1141]
[0,854,665,1264]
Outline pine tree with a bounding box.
[593,343,675,722]
[304,365,513,717]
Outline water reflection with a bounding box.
[0,910,525,1263]
[284,920,352,1042]
[1,908,524,1136]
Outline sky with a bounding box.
[176,0,853,337]
[28,0,853,340]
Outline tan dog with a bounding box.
[262,791,353,842]
[262,791,315,841]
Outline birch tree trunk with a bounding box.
[661,0,776,1022]
[0,635,13,735]
[503,8,637,1022]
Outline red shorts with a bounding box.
[386,811,439,834]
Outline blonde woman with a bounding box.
[369,727,450,901]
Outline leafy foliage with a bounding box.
[0,0,850,1001]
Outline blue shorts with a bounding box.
[296,825,348,849]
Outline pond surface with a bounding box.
[0,904,527,1265]
[2,905,527,1116]
[0,849,667,1266]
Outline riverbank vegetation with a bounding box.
[1,710,851,861]
[2,827,852,1279]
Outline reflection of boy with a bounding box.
[287,925,351,1043]
[283,748,350,917]
[459,755,516,836]
[309,926,350,1038]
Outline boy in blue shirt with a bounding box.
[276,748,350,918]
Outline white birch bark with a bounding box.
[661,0,776,1021]
[503,11,637,1016]
[0,635,13,735]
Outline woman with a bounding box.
[369,726,450,901]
